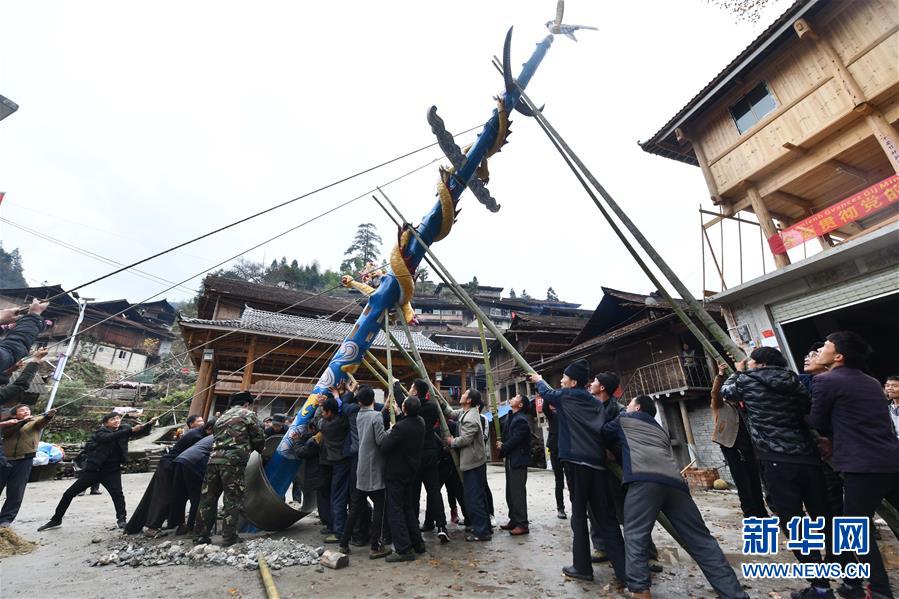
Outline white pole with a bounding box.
[45,298,87,412]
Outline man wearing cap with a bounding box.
[497,393,531,535]
[193,391,264,547]
[529,359,626,585]
[265,413,289,437]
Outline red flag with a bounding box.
[0,192,5,206]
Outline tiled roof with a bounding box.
[180,307,480,358]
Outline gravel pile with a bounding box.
[91,537,324,570]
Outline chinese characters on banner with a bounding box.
[742,516,870,556]
[768,174,899,255]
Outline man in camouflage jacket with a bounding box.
[193,391,264,546]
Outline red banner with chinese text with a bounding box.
[768,174,899,255]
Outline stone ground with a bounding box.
[2,465,898,599]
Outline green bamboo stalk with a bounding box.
[477,317,502,443]
[383,314,396,426]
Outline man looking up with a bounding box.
[529,360,626,585]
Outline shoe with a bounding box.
[500,521,516,531]
[350,537,368,547]
[116,519,126,530]
[450,507,460,525]
[420,523,435,533]
[557,509,567,520]
[790,587,835,599]
[37,519,62,532]
[509,526,529,536]
[437,527,450,544]
[175,525,189,536]
[194,536,211,545]
[221,536,244,547]
[835,583,866,599]
[591,549,608,563]
[464,534,491,542]
[648,559,663,573]
[90,489,103,495]
[562,565,593,582]
[631,591,652,599]
[320,527,334,535]
[369,546,391,560]
[338,545,350,554]
[143,528,159,538]
[413,543,426,554]
[323,534,340,543]
[385,550,415,563]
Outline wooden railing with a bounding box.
[620,356,712,399]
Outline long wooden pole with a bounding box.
[477,318,502,443]
[508,79,746,366]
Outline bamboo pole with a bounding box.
[395,315,464,482]
[257,554,281,599]
[361,357,389,389]
[383,314,396,427]
[477,318,502,443]
[508,81,746,366]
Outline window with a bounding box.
[730,82,777,134]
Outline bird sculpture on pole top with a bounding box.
[546,0,598,41]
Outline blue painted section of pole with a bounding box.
[265,31,557,497]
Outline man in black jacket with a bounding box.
[0,300,48,375]
[543,402,566,520]
[721,347,833,599]
[810,331,899,599]
[319,396,351,544]
[411,379,450,543]
[530,359,626,585]
[382,396,425,563]
[498,393,531,535]
[38,412,155,531]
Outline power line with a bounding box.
[0,217,197,294]
[47,155,443,349]
[42,124,481,301]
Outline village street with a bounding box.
[4,466,898,599]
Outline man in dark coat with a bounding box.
[382,396,425,563]
[543,401,566,520]
[127,414,208,536]
[264,413,289,437]
[530,360,626,585]
[0,300,47,375]
[319,394,351,544]
[498,393,531,535]
[411,378,450,543]
[170,425,215,535]
[721,347,834,599]
[38,411,156,531]
[810,331,899,599]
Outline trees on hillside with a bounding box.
[341,223,382,274]
[0,244,27,288]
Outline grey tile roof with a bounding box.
[180,306,480,358]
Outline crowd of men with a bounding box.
[1,298,897,599]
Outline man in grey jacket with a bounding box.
[338,386,390,559]
[603,396,748,599]
[442,389,491,541]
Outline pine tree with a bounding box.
[546,286,559,301]
[340,223,382,274]
[520,289,531,299]
[509,288,517,299]
[0,244,27,288]
[414,266,430,283]
[465,276,480,293]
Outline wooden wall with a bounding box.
[691,0,898,198]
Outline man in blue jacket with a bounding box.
[603,395,748,599]
[497,393,531,535]
[530,359,626,584]
[810,331,899,599]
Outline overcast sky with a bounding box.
[0,0,792,311]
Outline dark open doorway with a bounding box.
[780,292,899,382]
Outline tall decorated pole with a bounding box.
[265,9,585,498]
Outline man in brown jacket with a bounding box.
[0,405,56,526]
[710,364,767,518]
